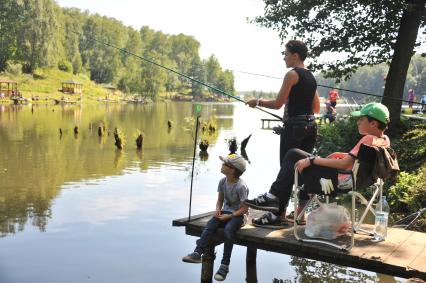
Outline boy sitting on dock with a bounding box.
[245,102,391,227]
[182,154,249,281]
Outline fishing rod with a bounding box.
[67,29,283,121]
[230,69,425,106]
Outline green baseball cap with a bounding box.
[350,102,390,124]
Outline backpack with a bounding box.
[357,144,400,187]
[373,146,400,181]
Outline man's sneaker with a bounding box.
[245,193,279,212]
[182,252,202,263]
[252,212,289,229]
[214,264,229,281]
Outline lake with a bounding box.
[0,102,402,283]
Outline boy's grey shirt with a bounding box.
[217,177,249,213]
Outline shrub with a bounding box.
[5,61,23,76]
[389,165,426,209]
[58,60,73,73]
[72,55,82,74]
[316,117,360,156]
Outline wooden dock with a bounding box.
[173,210,426,281]
[260,114,325,129]
[261,118,282,129]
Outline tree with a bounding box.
[169,34,201,91]
[0,1,21,71]
[188,55,205,97]
[255,0,426,126]
[16,0,61,73]
[204,55,223,96]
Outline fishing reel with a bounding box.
[272,125,284,135]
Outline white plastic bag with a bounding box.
[304,203,351,240]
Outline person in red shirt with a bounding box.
[328,89,340,107]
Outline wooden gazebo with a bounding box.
[0,79,18,98]
[102,84,117,95]
[61,79,82,94]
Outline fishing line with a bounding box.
[230,69,425,106]
[66,28,283,121]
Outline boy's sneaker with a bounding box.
[245,193,279,212]
[214,264,229,281]
[182,252,202,263]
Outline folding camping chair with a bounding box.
[292,144,386,252]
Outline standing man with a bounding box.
[328,89,340,107]
[246,40,320,227]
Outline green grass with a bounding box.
[0,68,111,103]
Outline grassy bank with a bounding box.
[0,68,112,103]
[0,68,229,104]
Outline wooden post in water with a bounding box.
[246,247,258,283]
[201,245,216,283]
[136,133,144,149]
[98,123,104,137]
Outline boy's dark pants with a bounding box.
[195,211,244,265]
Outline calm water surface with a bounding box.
[0,102,403,283]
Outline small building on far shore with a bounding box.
[0,79,18,98]
[61,80,83,94]
[102,84,118,96]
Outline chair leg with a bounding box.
[293,179,302,241]
[351,183,382,235]
[292,178,351,251]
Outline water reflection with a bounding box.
[285,256,404,282]
[0,102,233,237]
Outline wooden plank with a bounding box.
[172,211,213,226]
[407,246,426,274]
[357,228,414,261]
[351,225,400,256]
[385,231,426,267]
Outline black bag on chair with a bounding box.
[358,144,400,185]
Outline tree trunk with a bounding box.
[382,0,425,128]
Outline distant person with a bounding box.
[421,95,426,113]
[323,102,337,124]
[182,154,249,282]
[245,40,320,227]
[408,89,415,109]
[328,89,340,107]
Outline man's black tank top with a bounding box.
[287,67,317,118]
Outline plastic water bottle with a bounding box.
[374,196,390,241]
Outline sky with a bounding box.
[56,0,286,92]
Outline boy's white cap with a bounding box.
[219,154,246,173]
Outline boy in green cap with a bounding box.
[246,102,391,227]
